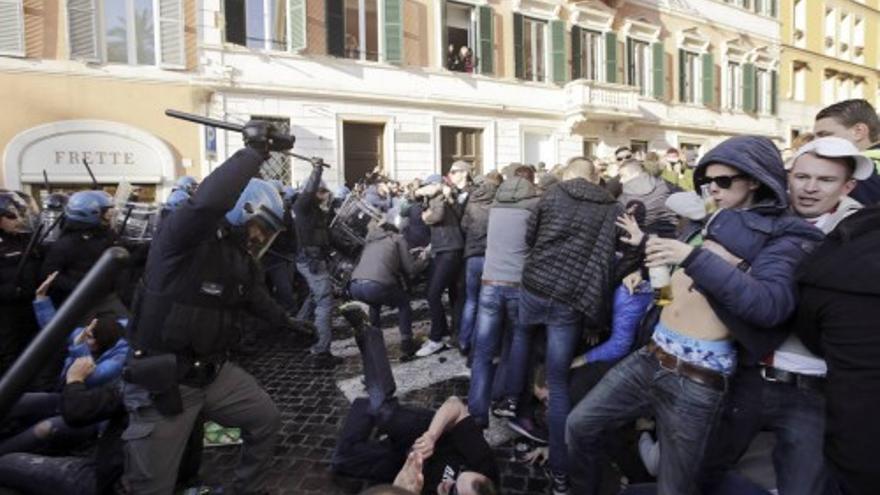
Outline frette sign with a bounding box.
[3,120,176,191]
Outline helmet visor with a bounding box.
[244,212,282,259]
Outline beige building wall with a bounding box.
[0,0,205,191]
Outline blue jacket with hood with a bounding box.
[678,136,825,365]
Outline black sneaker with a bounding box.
[549,470,570,495]
[491,397,517,418]
[312,351,344,368]
[507,416,548,445]
[399,339,418,362]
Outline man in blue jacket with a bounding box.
[567,136,824,495]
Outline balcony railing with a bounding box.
[564,79,641,122]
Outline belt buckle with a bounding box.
[760,366,779,383]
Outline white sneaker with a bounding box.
[415,339,448,357]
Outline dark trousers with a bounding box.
[265,261,297,314]
[0,392,96,456]
[331,318,434,481]
[458,256,485,351]
[427,250,463,342]
[0,452,95,495]
[701,366,834,495]
[349,279,413,340]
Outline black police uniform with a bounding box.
[0,229,40,376]
[122,147,294,494]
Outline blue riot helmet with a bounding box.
[44,193,69,211]
[173,176,199,195]
[0,192,29,233]
[225,178,286,259]
[66,190,114,226]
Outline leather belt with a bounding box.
[481,279,520,288]
[646,341,727,392]
[759,365,825,393]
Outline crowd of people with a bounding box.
[1,99,879,495]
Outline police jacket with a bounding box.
[0,230,40,350]
[127,148,289,358]
[293,166,331,255]
[41,221,114,301]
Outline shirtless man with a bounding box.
[565,136,824,495]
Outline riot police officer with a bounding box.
[122,121,306,494]
[0,192,41,376]
[172,175,199,195]
[41,190,116,305]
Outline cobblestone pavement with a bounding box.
[199,304,556,494]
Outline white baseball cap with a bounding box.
[792,136,875,180]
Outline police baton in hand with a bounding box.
[164,109,330,168]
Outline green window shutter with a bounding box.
[551,20,566,84]
[326,0,345,57]
[514,13,524,79]
[440,0,447,67]
[652,42,664,99]
[743,62,756,112]
[754,0,762,14]
[678,49,686,102]
[288,0,307,52]
[571,25,581,80]
[605,31,617,83]
[383,0,403,64]
[770,0,777,17]
[771,69,778,115]
[626,37,634,86]
[478,5,493,75]
[702,52,714,106]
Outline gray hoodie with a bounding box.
[482,178,539,283]
[350,226,415,286]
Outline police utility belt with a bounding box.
[124,350,228,416]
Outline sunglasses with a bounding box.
[616,154,633,161]
[696,174,746,189]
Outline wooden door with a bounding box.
[440,126,482,175]
[343,122,385,186]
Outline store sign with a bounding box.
[3,120,175,191]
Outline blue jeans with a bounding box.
[0,452,95,495]
[503,289,582,474]
[295,257,333,354]
[566,347,726,495]
[458,256,485,351]
[348,279,413,340]
[700,366,834,495]
[467,284,519,426]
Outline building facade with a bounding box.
[200,0,783,188]
[779,0,880,145]
[0,0,204,200]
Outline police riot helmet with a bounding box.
[44,193,69,211]
[1,191,39,233]
[225,179,285,258]
[66,190,114,226]
[173,176,199,195]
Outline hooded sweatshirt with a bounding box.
[482,178,539,283]
[679,136,825,364]
[350,225,415,287]
[521,178,623,326]
[618,174,678,234]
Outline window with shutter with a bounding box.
[288,0,306,52]
[477,5,492,75]
[158,0,185,68]
[701,52,714,106]
[550,20,565,84]
[605,31,616,83]
[771,69,778,115]
[444,1,477,73]
[68,0,99,61]
[513,13,523,79]
[0,0,24,57]
[326,0,344,56]
[570,25,581,80]
[383,0,402,64]
[652,42,664,99]
[742,62,756,112]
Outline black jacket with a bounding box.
[423,190,467,254]
[0,230,40,372]
[461,182,497,259]
[42,222,115,302]
[292,167,331,255]
[350,227,416,286]
[402,202,431,249]
[521,179,623,326]
[794,206,880,492]
[128,148,289,357]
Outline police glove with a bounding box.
[243,120,295,158]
